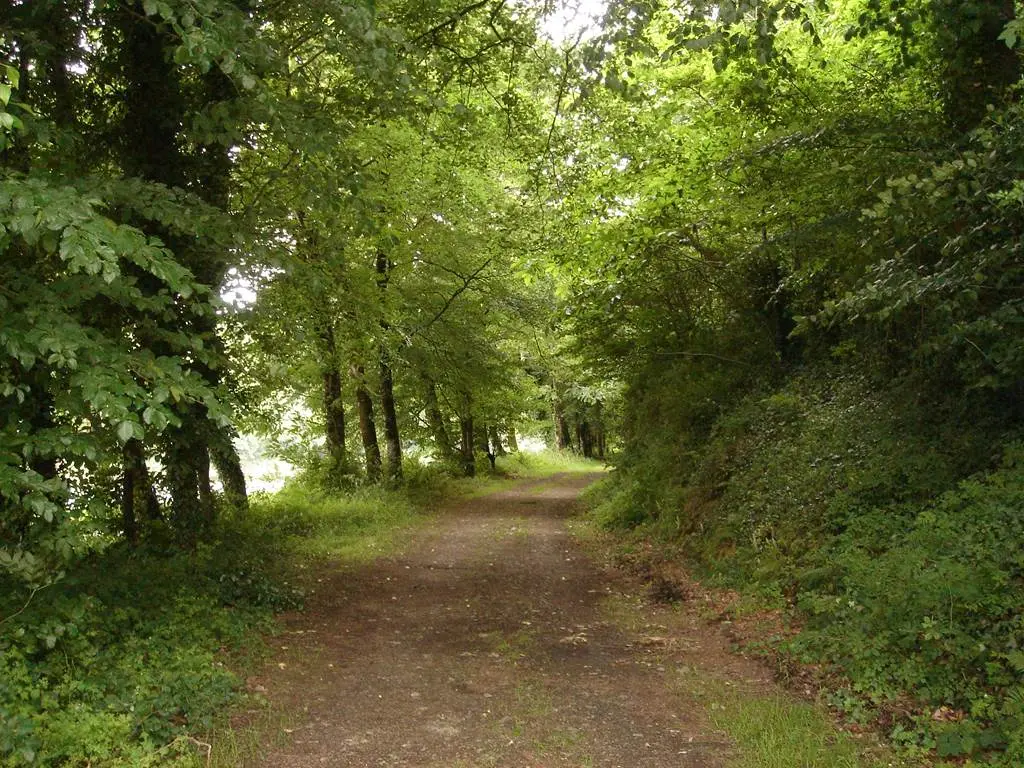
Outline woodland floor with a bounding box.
[245,474,779,768]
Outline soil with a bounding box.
[248,473,775,768]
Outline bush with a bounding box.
[793,444,1024,759]
[0,518,288,766]
[590,360,1024,763]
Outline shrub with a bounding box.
[0,523,283,766]
[589,360,1024,763]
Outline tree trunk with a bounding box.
[459,391,475,477]
[26,379,58,482]
[121,442,139,545]
[423,375,455,462]
[505,423,519,453]
[554,400,572,451]
[115,0,245,524]
[323,366,347,472]
[460,415,476,477]
[197,444,215,525]
[375,252,402,481]
[595,420,606,460]
[209,428,249,515]
[119,440,167,541]
[116,3,203,537]
[477,422,491,455]
[164,422,204,542]
[379,347,403,482]
[489,424,506,457]
[477,421,495,470]
[353,366,382,482]
[116,1,186,188]
[578,421,594,459]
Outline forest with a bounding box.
[1,0,1023,765]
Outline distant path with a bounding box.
[252,473,765,767]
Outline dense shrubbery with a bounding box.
[802,447,1024,759]
[0,539,279,767]
[589,362,1024,763]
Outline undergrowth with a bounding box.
[587,362,1024,766]
[0,449,590,767]
[0,532,288,768]
[707,691,881,768]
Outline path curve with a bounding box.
[251,474,750,768]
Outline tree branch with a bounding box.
[0,584,48,627]
[413,0,492,44]
[650,351,752,366]
[410,256,494,336]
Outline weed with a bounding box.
[492,626,536,661]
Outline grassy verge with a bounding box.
[439,449,607,498]
[498,449,607,476]
[702,687,892,768]
[570,515,910,768]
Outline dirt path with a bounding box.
[251,474,771,768]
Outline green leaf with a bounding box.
[1,64,19,89]
[998,20,1022,48]
[116,421,135,443]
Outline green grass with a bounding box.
[181,704,295,768]
[704,688,902,768]
[248,483,426,566]
[442,449,606,499]
[500,449,608,476]
[491,625,537,660]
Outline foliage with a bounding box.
[0,531,283,767]
[6,0,1024,763]
[815,99,1024,390]
[796,443,1024,762]
[588,361,1024,762]
[563,0,1024,761]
